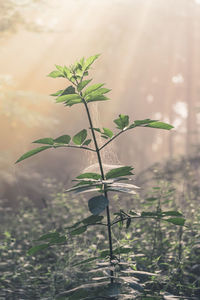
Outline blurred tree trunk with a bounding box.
[185,0,197,156]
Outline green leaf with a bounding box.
[87,95,109,103]
[93,127,101,133]
[51,89,64,96]
[145,121,174,130]
[55,65,64,72]
[72,257,99,267]
[37,232,60,241]
[49,236,67,244]
[72,129,87,145]
[66,98,83,107]
[48,70,64,78]
[77,79,92,92]
[103,128,113,138]
[129,119,157,128]
[128,119,173,130]
[101,135,109,139]
[65,184,101,194]
[82,215,104,225]
[114,114,129,130]
[113,246,133,255]
[100,249,110,258]
[162,211,183,217]
[164,217,185,226]
[54,135,71,144]
[82,139,92,146]
[85,88,111,102]
[70,226,87,236]
[84,83,104,96]
[146,197,158,202]
[88,195,108,215]
[27,244,49,255]
[83,54,100,70]
[56,94,81,103]
[141,211,161,218]
[16,146,52,163]
[76,172,101,180]
[62,86,76,95]
[107,186,138,195]
[33,138,54,145]
[105,166,133,179]
[63,66,72,79]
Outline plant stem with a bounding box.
[83,101,114,284]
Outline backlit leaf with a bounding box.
[54,135,71,144]
[56,94,81,103]
[85,88,110,101]
[48,70,64,78]
[84,83,104,96]
[33,138,54,145]
[16,146,52,163]
[88,195,108,215]
[145,121,174,130]
[103,128,113,138]
[77,79,92,92]
[128,119,173,130]
[55,65,64,72]
[114,114,129,130]
[87,95,109,103]
[51,89,64,96]
[73,129,87,145]
[65,98,83,107]
[83,54,100,70]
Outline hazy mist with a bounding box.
[1,0,200,205]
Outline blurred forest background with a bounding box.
[1,0,200,206]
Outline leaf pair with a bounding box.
[113,115,174,131]
[16,130,92,163]
[66,166,136,197]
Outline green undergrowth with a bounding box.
[1,169,200,299]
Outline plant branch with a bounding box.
[99,129,126,151]
[55,144,96,152]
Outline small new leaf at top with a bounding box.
[82,54,100,71]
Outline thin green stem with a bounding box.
[80,98,114,284]
[99,129,125,151]
[55,144,96,152]
[73,76,114,283]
